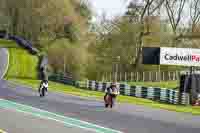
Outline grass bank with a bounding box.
[0,39,18,48]
[3,47,39,80]
[10,78,200,115]
[0,39,39,80]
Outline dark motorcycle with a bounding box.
[39,87,47,97]
[104,94,117,108]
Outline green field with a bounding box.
[126,81,179,89]
[10,78,200,115]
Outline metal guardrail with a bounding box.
[76,80,188,105]
[0,32,39,54]
[47,74,187,105]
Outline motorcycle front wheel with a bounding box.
[40,88,45,97]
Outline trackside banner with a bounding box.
[160,47,200,66]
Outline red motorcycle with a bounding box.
[194,95,200,106]
[194,99,200,106]
[104,94,113,108]
[104,84,119,108]
[104,93,118,108]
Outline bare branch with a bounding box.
[165,0,176,31]
[190,0,200,32]
[149,0,165,14]
[176,0,186,27]
[140,0,150,22]
[165,0,186,34]
[126,0,165,68]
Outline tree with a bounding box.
[165,0,200,46]
[0,0,90,48]
[189,0,200,33]
[125,0,165,69]
[48,39,87,80]
[89,18,142,80]
[165,0,186,35]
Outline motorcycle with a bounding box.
[194,95,200,106]
[39,87,47,97]
[104,92,118,108]
[194,99,200,106]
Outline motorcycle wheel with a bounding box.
[40,88,45,97]
[107,95,112,108]
[42,88,45,97]
[104,95,110,108]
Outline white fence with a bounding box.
[101,71,180,82]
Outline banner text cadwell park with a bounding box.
[160,47,200,67]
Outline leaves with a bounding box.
[0,0,91,47]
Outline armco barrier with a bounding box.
[0,32,39,54]
[76,80,187,105]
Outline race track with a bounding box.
[0,108,94,133]
[0,48,200,133]
[0,48,8,79]
[0,80,200,133]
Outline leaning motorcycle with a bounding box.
[39,87,47,97]
[104,92,118,108]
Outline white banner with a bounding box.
[160,47,200,66]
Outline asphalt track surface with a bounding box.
[0,80,200,133]
[0,48,8,79]
[0,49,200,133]
[0,108,94,133]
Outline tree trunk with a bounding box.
[11,8,19,35]
[134,32,144,70]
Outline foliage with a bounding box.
[48,39,88,80]
[0,0,91,48]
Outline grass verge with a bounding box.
[4,48,39,79]
[0,39,19,48]
[9,78,200,115]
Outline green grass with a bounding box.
[5,48,39,80]
[0,39,19,48]
[9,78,200,115]
[0,38,39,79]
[126,81,179,89]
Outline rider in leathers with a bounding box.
[104,83,120,107]
[39,80,48,96]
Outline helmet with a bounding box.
[198,94,200,99]
[111,82,117,87]
[43,80,48,83]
